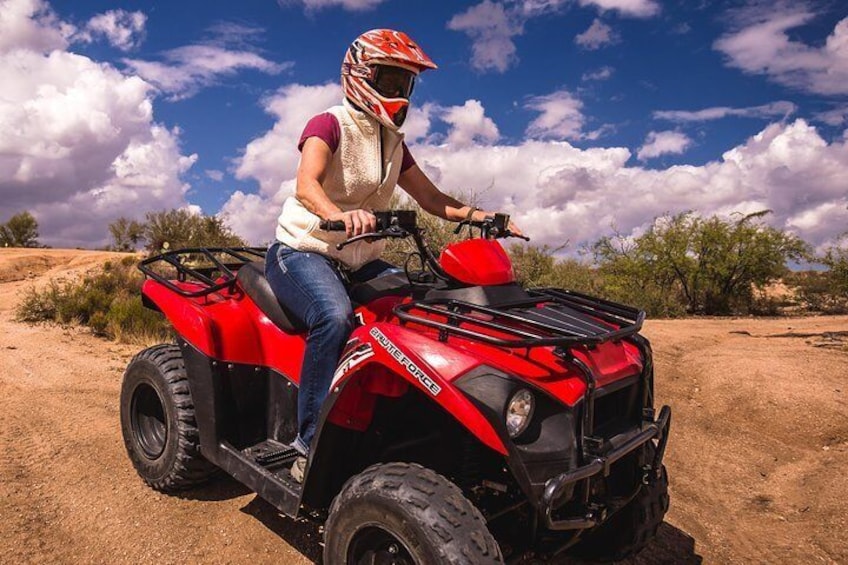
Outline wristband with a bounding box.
[464,206,478,222]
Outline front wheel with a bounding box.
[120,344,216,492]
[324,462,503,565]
[573,462,670,561]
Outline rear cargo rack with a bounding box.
[394,288,644,348]
[139,247,267,298]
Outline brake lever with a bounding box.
[335,226,410,250]
[506,230,531,241]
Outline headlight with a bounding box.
[505,388,535,438]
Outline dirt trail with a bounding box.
[0,249,846,564]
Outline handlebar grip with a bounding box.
[319,220,347,231]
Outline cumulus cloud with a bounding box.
[205,169,225,182]
[442,100,501,147]
[654,101,797,122]
[277,0,387,11]
[235,83,342,196]
[447,0,521,73]
[637,131,693,160]
[122,23,290,100]
[575,18,619,50]
[714,6,848,96]
[225,87,848,254]
[0,0,73,53]
[525,90,585,140]
[78,9,146,51]
[0,0,197,248]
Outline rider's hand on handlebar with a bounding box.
[474,209,524,238]
[328,209,377,238]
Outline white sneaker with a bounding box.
[291,456,307,483]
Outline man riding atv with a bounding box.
[266,28,521,481]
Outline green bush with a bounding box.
[15,256,171,343]
[590,211,809,316]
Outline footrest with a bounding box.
[243,440,299,467]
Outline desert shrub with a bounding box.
[143,209,245,252]
[15,255,171,342]
[591,211,808,316]
[508,244,598,293]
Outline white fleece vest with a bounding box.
[276,100,405,270]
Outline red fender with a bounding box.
[326,322,508,456]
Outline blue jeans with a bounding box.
[265,242,398,455]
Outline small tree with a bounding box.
[142,209,245,252]
[0,211,40,248]
[592,211,809,316]
[108,217,145,252]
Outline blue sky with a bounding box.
[1,0,847,253]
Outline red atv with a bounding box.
[121,210,671,564]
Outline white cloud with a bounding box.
[402,103,435,144]
[124,45,289,101]
[449,0,658,74]
[575,18,619,50]
[447,0,521,73]
[578,0,660,18]
[654,101,797,122]
[205,169,224,182]
[225,87,848,257]
[637,130,693,160]
[582,65,614,81]
[814,105,848,126]
[277,0,387,11]
[714,7,848,96]
[78,9,146,51]
[0,0,196,248]
[235,83,342,196]
[122,24,290,100]
[0,0,73,54]
[442,100,500,147]
[525,90,585,140]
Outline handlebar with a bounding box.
[317,210,528,281]
[453,212,530,241]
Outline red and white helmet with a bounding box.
[342,29,437,130]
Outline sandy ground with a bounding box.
[0,249,846,564]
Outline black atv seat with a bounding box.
[237,261,305,333]
[349,272,411,307]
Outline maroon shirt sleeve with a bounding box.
[299,112,417,175]
[298,113,340,153]
[401,142,417,173]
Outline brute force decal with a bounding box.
[369,328,441,396]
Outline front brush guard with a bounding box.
[539,405,671,531]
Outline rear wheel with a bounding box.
[324,462,503,565]
[120,344,216,492]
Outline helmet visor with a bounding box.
[369,65,416,99]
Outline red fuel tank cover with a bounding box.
[439,239,516,286]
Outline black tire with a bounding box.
[324,462,503,565]
[120,344,216,492]
[573,463,670,562]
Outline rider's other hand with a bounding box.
[476,209,525,239]
[507,220,524,238]
[329,209,377,238]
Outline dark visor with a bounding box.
[369,65,416,99]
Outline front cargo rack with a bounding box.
[393,288,644,348]
[139,247,267,298]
